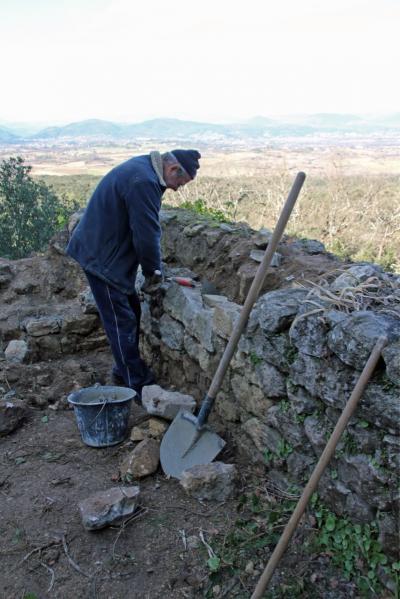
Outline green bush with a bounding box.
[0,157,67,259]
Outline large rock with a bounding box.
[286,451,315,480]
[180,462,237,501]
[0,397,29,435]
[164,282,203,324]
[382,341,400,386]
[317,476,375,523]
[4,339,29,363]
[191,309,214,352]
[304,415,328,455]
[287,384,320,414]
[290,353,358,409]
[328,311,400,370]
[23,316,61,337]
[120,438,160,480]
[183,334,212,372]
[164,283,214,350]
[266,403,309,448]
[159,313,184,350]
[290,353,399,430]
[361,383,400,432]
[254,228,273,249]
[337,454,392,510]
[213,300,241,340]
[35,335,62,359]
[330,264,382,292]
[231,374,273,417]
[292,239,325,254]
[214,390,240,422]
[249,288,308,334]
[249,361,287,398]
[142,385,196,420]
[61,309,98,336]
[289,304,346,358]
[236,331,293,374]
[250,249,282,267]
[242,417,283,454]
[78,486,140,530]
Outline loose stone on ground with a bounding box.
[180,462,237,501]
[0,397,29,435]
[142,385,196,420]
[4,339,29,363]
[120,438,160,480]
[78,486,140,530]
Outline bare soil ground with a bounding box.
[0,406,233,599]
[1,404,363,599]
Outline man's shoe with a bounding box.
[110,363,155,388]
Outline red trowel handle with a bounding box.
[169,277,196,287]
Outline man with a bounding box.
[67,149,201,399]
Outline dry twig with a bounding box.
[40,562,55,592]
[61,534,91,578]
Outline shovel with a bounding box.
[160,172,306,479]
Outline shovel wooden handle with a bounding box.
[196,172,306,428]
[250,335,388,599]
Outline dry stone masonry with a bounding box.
[142,209,400,557]
[0,208,399,556]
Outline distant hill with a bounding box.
[0,126,20,143]
[0,114,399,146]
[36,119,123,139]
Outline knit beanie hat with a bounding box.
[171,149,201,179]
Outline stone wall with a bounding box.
[142,209,400,557]
[0,232,110,406]
[0,208,399,557]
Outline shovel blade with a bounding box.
[160,410,226,479]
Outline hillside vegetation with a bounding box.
[40,171,400,272]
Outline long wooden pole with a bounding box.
[196,172,306,428]
[251,335,388,599]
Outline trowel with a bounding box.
[160,172,306,479]
[167,276,219,295]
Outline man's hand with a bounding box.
[141,270,164,295]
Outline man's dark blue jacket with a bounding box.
[67,154,165,294]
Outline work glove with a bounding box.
[141,270,164,295]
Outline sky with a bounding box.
[1,0,399,125]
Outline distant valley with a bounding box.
[1,114,400,149]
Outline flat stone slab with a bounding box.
[180,462,237,502]
[78,486,140,530]
[23,316,61,337]
[250,249,282,267]
[142,385,196,421]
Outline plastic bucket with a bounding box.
[68,385,136,447]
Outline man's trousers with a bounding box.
[84,271,153,394]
